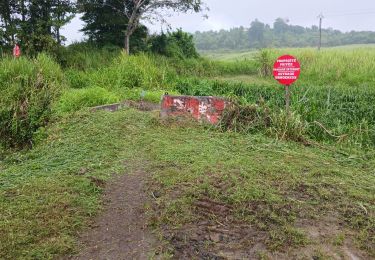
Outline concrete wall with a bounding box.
[161,95,228,124]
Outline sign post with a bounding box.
[285,84,290,112]
[273,55,301,113]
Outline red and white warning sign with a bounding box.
[273,55,300,86]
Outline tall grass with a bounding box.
[245,48,375,86]
[2,48,375,148]
[174,77,375,146]
[58,43,121,70]
[54,87,120,114]
[94,54,171,90]
[58,48,375,146]
[0,54,64,147]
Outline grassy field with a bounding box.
[0,109,373,258]
[0,110,146,259]
[201,44,375,61]
[200,49,258,61]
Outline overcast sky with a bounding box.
[62,0,375,43]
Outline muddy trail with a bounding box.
[70,169,156,260]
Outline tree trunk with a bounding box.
[57,27,61,45]
[125,33,130,55]
[56,2,61,45]
[124,6,141,55]
[21,0,25,22]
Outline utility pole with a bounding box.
[318,13,324,51]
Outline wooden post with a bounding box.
[285,84,290,114]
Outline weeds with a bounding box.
[268,110,309,144]
[0,54,64,148]
[256,49,273,77]
[3,48,375,148]
[219,102,271,133]
[219,101,309,144]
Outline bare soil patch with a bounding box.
[158,198,370,259]
[70,169,155,260]
[160,197,268,259]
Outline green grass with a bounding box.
[54,87,121,115]
[174,77,375,146]
[202,44,375,61]
[201,49,258,61]
[203,47,375,86]
[0,109,374,258]
[58,49,375,149]
[146,117,374,256]
[3,48,375,147]
[2,44,375,259]
[0,110,149,259]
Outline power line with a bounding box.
[325,10,375,17]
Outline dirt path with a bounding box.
[71,169,155,260]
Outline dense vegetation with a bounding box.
[0,0,75,55]
[0,0,204,55]
[174,49,375,147]
[1,46,375,148]
[194,18,375,50]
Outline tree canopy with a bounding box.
[116,0,205,53]
[194,18,375,51]
[78,0,148,52]
[0,0,75,54]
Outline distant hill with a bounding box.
[193,18,375,51]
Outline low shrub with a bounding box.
[175,75,375,146]
[0,54,64,148]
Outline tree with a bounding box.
[79,0,148,50]
[0,0,76,54]
[192,18,375,51]
[0,0,19,46]
[248,19,265,48]
[150,29,199,58]
[22,0,75,54]
[120,0,205,54]
[79,0,128,46]
[52,0,76,44]
[273,18,289,34]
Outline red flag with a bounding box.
[13,44,21,58]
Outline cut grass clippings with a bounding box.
[0,109,374,259]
